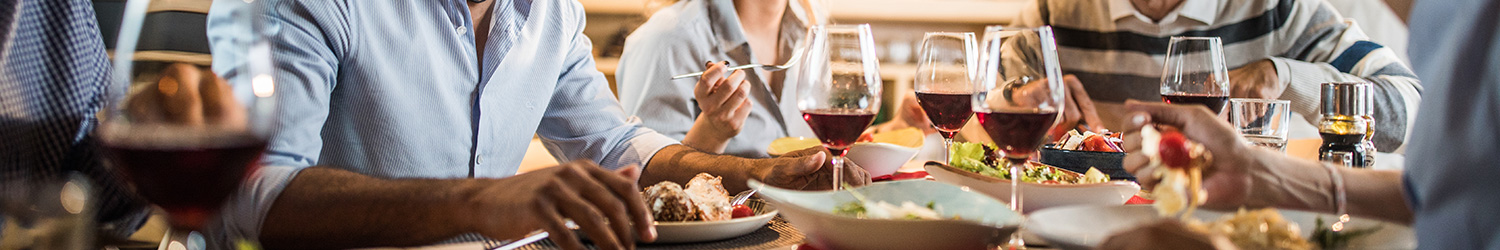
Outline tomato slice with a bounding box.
[730,204,754,218]
[1158,131,1192,169]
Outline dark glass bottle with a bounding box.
[1318,82,1375,168]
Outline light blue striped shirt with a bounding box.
[204,0,676,244]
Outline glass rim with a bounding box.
[1229,98,1291,105]
[1169,36,1222,42]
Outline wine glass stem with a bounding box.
[1007,157,1027,249]
[831,154,845,191]
[942,136,955,163]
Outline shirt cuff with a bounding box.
[207,165,303,249]
[624,129,681,171]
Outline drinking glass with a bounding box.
[1230,99,1291,152]
[976,25,1065,249]
[98,1,276,248]
[914,32,979,163]
[1159,37,1230,114]
[797,24,882,191]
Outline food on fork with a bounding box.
[1140,124,1208,217]
[642,173,736,222]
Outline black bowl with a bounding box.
[1038,146,1134,181]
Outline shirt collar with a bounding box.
[706,0,810,53]
[1109,0,1218,25]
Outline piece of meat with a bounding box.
[684,173,732,221]
[643,181,697,222]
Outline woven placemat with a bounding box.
[496,217,803,250]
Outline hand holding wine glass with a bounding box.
[797,24,882,191]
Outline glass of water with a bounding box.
[1230,98,1291,152]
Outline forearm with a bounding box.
[681,119,732,154]
[259,167,477,249]
[640,144,757,193]
[1255,149,1412,223]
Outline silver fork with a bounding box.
[669,48,805,80]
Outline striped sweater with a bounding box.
[1013,0,1421,152]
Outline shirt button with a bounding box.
[475,155,484,164]
[457,26,467,35]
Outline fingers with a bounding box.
[793,151,829,176]
[1064,75,1106,132]
[1124,153,1158,189]
[536,199,586,250]
[695,62,727,98]
[719,79,751,119]
[603,165,658,242]
[557,164,637,249]
[157,63,207,126]
[843,161,872,187]
[1122,100,1240,151]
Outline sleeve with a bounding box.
[535,2,678,170]
[204,0,341,245]
[1269,1,1421,153]
[1010,0,1048,28]
[614,20,703,142]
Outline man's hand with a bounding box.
[755,147,871,190]
[125,63,246,128]
[683,62,753,153]
[464,161,656,250]
[1227,59,1282,99]
[1119,100,1283,210]
[1099,220,1238,250]
[1054,74,1105,136]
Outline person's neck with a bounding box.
[733,0,788,33]
[1129,0,1184,22]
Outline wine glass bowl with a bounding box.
[913,32,979,161]
[1159,36,1231,114]
[797,24,882,191]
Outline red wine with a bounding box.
[802,109,877,151]
[915,92,973,137]
[1161,94,1229,114]
[976,111,1058,157]
[101,129,266,230]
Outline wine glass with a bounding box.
[97,1,275,248]
[913,32,979,163]
[976,25,1065,250]
[797,24,882,191]
[1160,36,1230,114]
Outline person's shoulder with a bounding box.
[624,0,713,54]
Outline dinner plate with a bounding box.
[650,199,778,243]
[924,162,1140,213]
[750,179,1022,250]
[1027,205,1417,250]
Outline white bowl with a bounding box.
[1027,205,1416,250]
[924,162,1140,214]
[844,142,920,176]
[650,199,779,243]
[750,179,1023,250]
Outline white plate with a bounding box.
[924,162,1140,213]
[751,179,1023,250]
[650,199,778,243]
[1027,205,1417,250]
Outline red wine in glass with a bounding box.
[1161,94,1229,114]
[975,111,1059,158]
[802,109,878,154]
[102,131,266,230]
[915,92,973,138]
